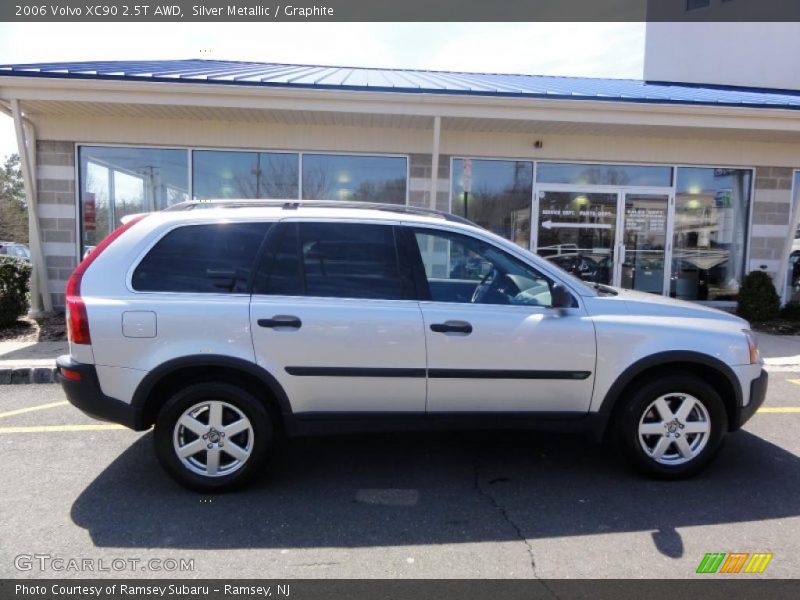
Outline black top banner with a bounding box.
[3,0,800,22]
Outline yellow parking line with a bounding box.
[0,424,126,434]
[757,407,800,413]
[787,379,800,386]
[0,401,69,419]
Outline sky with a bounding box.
[0,22,645,158]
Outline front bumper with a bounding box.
[731,368,768,430]
[57,355,144,430]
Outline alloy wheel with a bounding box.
[637,393,711,466]
[172,400,254,477]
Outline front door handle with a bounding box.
[430,320,473,334]
[258,315,302,329]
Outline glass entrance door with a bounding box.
[536,189,672,294]
[618,193,670,295]
[536,190,619,285]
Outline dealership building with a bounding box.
[1,49,800,311]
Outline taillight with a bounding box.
[66,215,148,345]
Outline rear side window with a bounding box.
[132,222,271,293]
[253,222,408,300]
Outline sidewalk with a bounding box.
[756,332,800,370]
[0,333,798,385]
[0,340,66,384]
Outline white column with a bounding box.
[429,116,441,209]
[11,99,52,314]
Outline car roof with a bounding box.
[167,199,474,224]
[140,199,480,231]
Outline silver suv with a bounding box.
[58,200,767,491]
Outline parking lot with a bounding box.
[1,376,799,579]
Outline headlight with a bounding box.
[743,329,760,364]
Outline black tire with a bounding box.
[154,382,276,492]
[615,373,728,479]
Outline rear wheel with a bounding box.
[154,382,275,492]
[615,373,727,478]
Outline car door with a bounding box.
[404,225,596,414]
[249,220,427,415]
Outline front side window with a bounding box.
[412,228,554,307]
[192,150,299,199]
[301,154,407,204]
[254,222,408,300]
[451,159,533,248]
[132,222,271,293]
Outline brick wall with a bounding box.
[36,141,77,310]
[749,166,795,286]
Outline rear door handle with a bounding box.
[258,315,302,329]
[430,320,472,334]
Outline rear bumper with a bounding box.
[732,368,768,430]
[57,355,145,430]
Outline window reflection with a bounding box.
[672,167,752,301]
[451,159,533,248]
[79,146,188,252]
[537,162,673,187]
[192,150,298,199]
[301,154,407,204]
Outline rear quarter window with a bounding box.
[132,222,271,293]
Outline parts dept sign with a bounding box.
[540,207,614,231]
[539,200,667,233]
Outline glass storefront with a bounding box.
[192,151,298,199]
[672,168,752,300]
[301,154,407,203]
[451,158,533,248]
[78,147,407,255]
[529,162,752,300]
[77,147,756,303]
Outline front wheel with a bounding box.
[154,382,275,492]
[615,373,728,479]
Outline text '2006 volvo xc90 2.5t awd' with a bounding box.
[58,200,767,491]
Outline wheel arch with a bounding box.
[132,355,292,430]
[592,351,743,440]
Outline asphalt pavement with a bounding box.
[1,378,799,579]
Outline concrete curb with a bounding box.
[0,366,59,385]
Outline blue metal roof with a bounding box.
[2,59,800,110]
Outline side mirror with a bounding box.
[550,283,575,309]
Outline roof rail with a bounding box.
[164,199,478,227]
